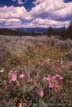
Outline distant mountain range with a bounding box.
[0,25,72,39]
[0,27,68,35]
[17,27,48,33]
[17,27,65,33]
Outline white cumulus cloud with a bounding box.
[29,0,72,27]
[0,0,72,28]
[0,6,32,27]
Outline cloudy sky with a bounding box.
[0,0,72,28]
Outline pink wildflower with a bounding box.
[53,74,63,81]
[48,82,54,88]
[19,73,25,79]
[38,89,44,98]
[43,74,63,89]
[43,75,52,81]
[8,70,17,82]
[43,75,54,88]
[19,72,30,79]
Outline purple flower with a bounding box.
[8,70,17,82]
[19,73,25,79]
[43,74,63,89]
[43,75,52,81]
[37,89,44,98]
[53,74,63,81]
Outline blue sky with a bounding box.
[0,0,72,28]
[0,0,71,10]
[0,0,35,10]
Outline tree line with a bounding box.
[0,23,72,39]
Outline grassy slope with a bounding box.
[0,35,72,107]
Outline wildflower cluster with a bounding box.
[8,70,28,82]
[6,70,63,97]
[43,74,63,91]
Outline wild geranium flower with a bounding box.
[48,82,54,88]
[19,72,29,79]
[52,74,63,91]
[53,74,63,81]
[37,89,44,98]
[43,75,52,81]
[43,74,63,89]
[43,75,54,88]
[8,70,17,82]
[19,73,25,79]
